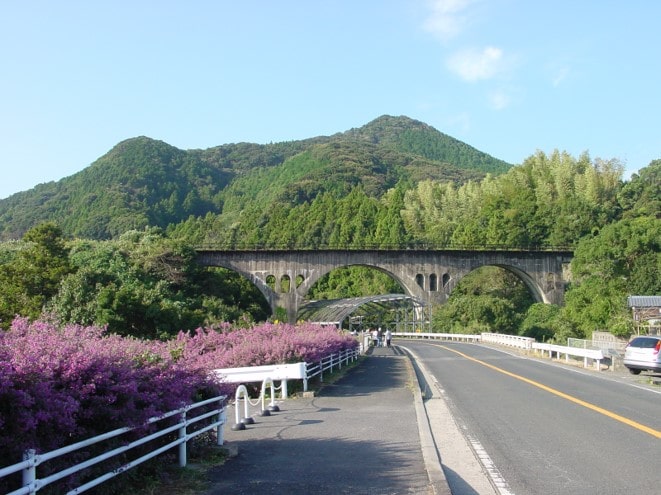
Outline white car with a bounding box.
[623,336,661,375]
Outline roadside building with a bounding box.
[627,295,661,335]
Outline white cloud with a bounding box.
[446,46,504,82]
[488,89,510,110]
[551,66,570,87]
[423,0,474,41]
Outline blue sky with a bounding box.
[1,0,659,199]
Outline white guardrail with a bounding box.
[392,332,481,342]
[213,362,307,399]
[393,332,605,370]
[0,395,227,495]
[214,347,361,429]
[531,342,604,370]
[213,347,361,398]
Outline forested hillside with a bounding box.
[0,116,504,240]
[0,114,658,345]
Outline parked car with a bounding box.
[623,336,661,374]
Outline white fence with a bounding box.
[394,332,606,370]
[481,332,535,350]
[532,343,604,370]
[393,332,481,343]
[214,347,360,397]
[214,347,361,429]
[305,347,361,387]
[0,395,226,495]
[213,362,307,398]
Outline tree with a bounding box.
[562,215,660,338]
[617,159,661,219]
[0,223,70,326]
[47,229,270,338]
[432,267,534,334]
[519,303,561,341]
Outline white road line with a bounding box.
[465,433,515,495]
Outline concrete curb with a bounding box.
[400,345,500,495]
[404,355,452,495]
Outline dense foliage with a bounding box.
[44,228,270,338]
[401,151,623,248]
[0,222,71,323]
[171,321,359,369]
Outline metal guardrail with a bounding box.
[0,395,227,495]
[304,348,361,389]
[394,332,606,370]
[393,332,481,343]
[217,348,361,430]
[532,343,604,369]
[213,362,307,399]
[481,332,536,349]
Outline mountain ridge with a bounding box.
[0,115,512,240]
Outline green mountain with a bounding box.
[0,115,511,240]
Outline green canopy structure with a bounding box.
[298,293,431,332]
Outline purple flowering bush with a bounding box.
[0,317,222,466]
[169,321,359,371]
[0,318,357,469]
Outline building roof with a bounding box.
[627,296,661,308]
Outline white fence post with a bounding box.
[23,449,36,495]
[178,410,187,467]
[217,406,226,446]
[303,362,309,392]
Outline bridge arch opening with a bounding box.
[442,273,451,288]
[302,264,432,330]
[415,272,446,292]
[265,274,276,292]
[307,265,404,301]
[280,274,291,293]
[460,265,541,303]
[433,265,537,333]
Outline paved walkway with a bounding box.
[204,346,451,495]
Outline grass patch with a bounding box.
[132,433,229,495]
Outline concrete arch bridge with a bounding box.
[196,248,573,323]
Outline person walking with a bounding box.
[385,328,392,348]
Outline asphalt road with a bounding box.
[400,341,661,495]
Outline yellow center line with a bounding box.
[439,345,661,440]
